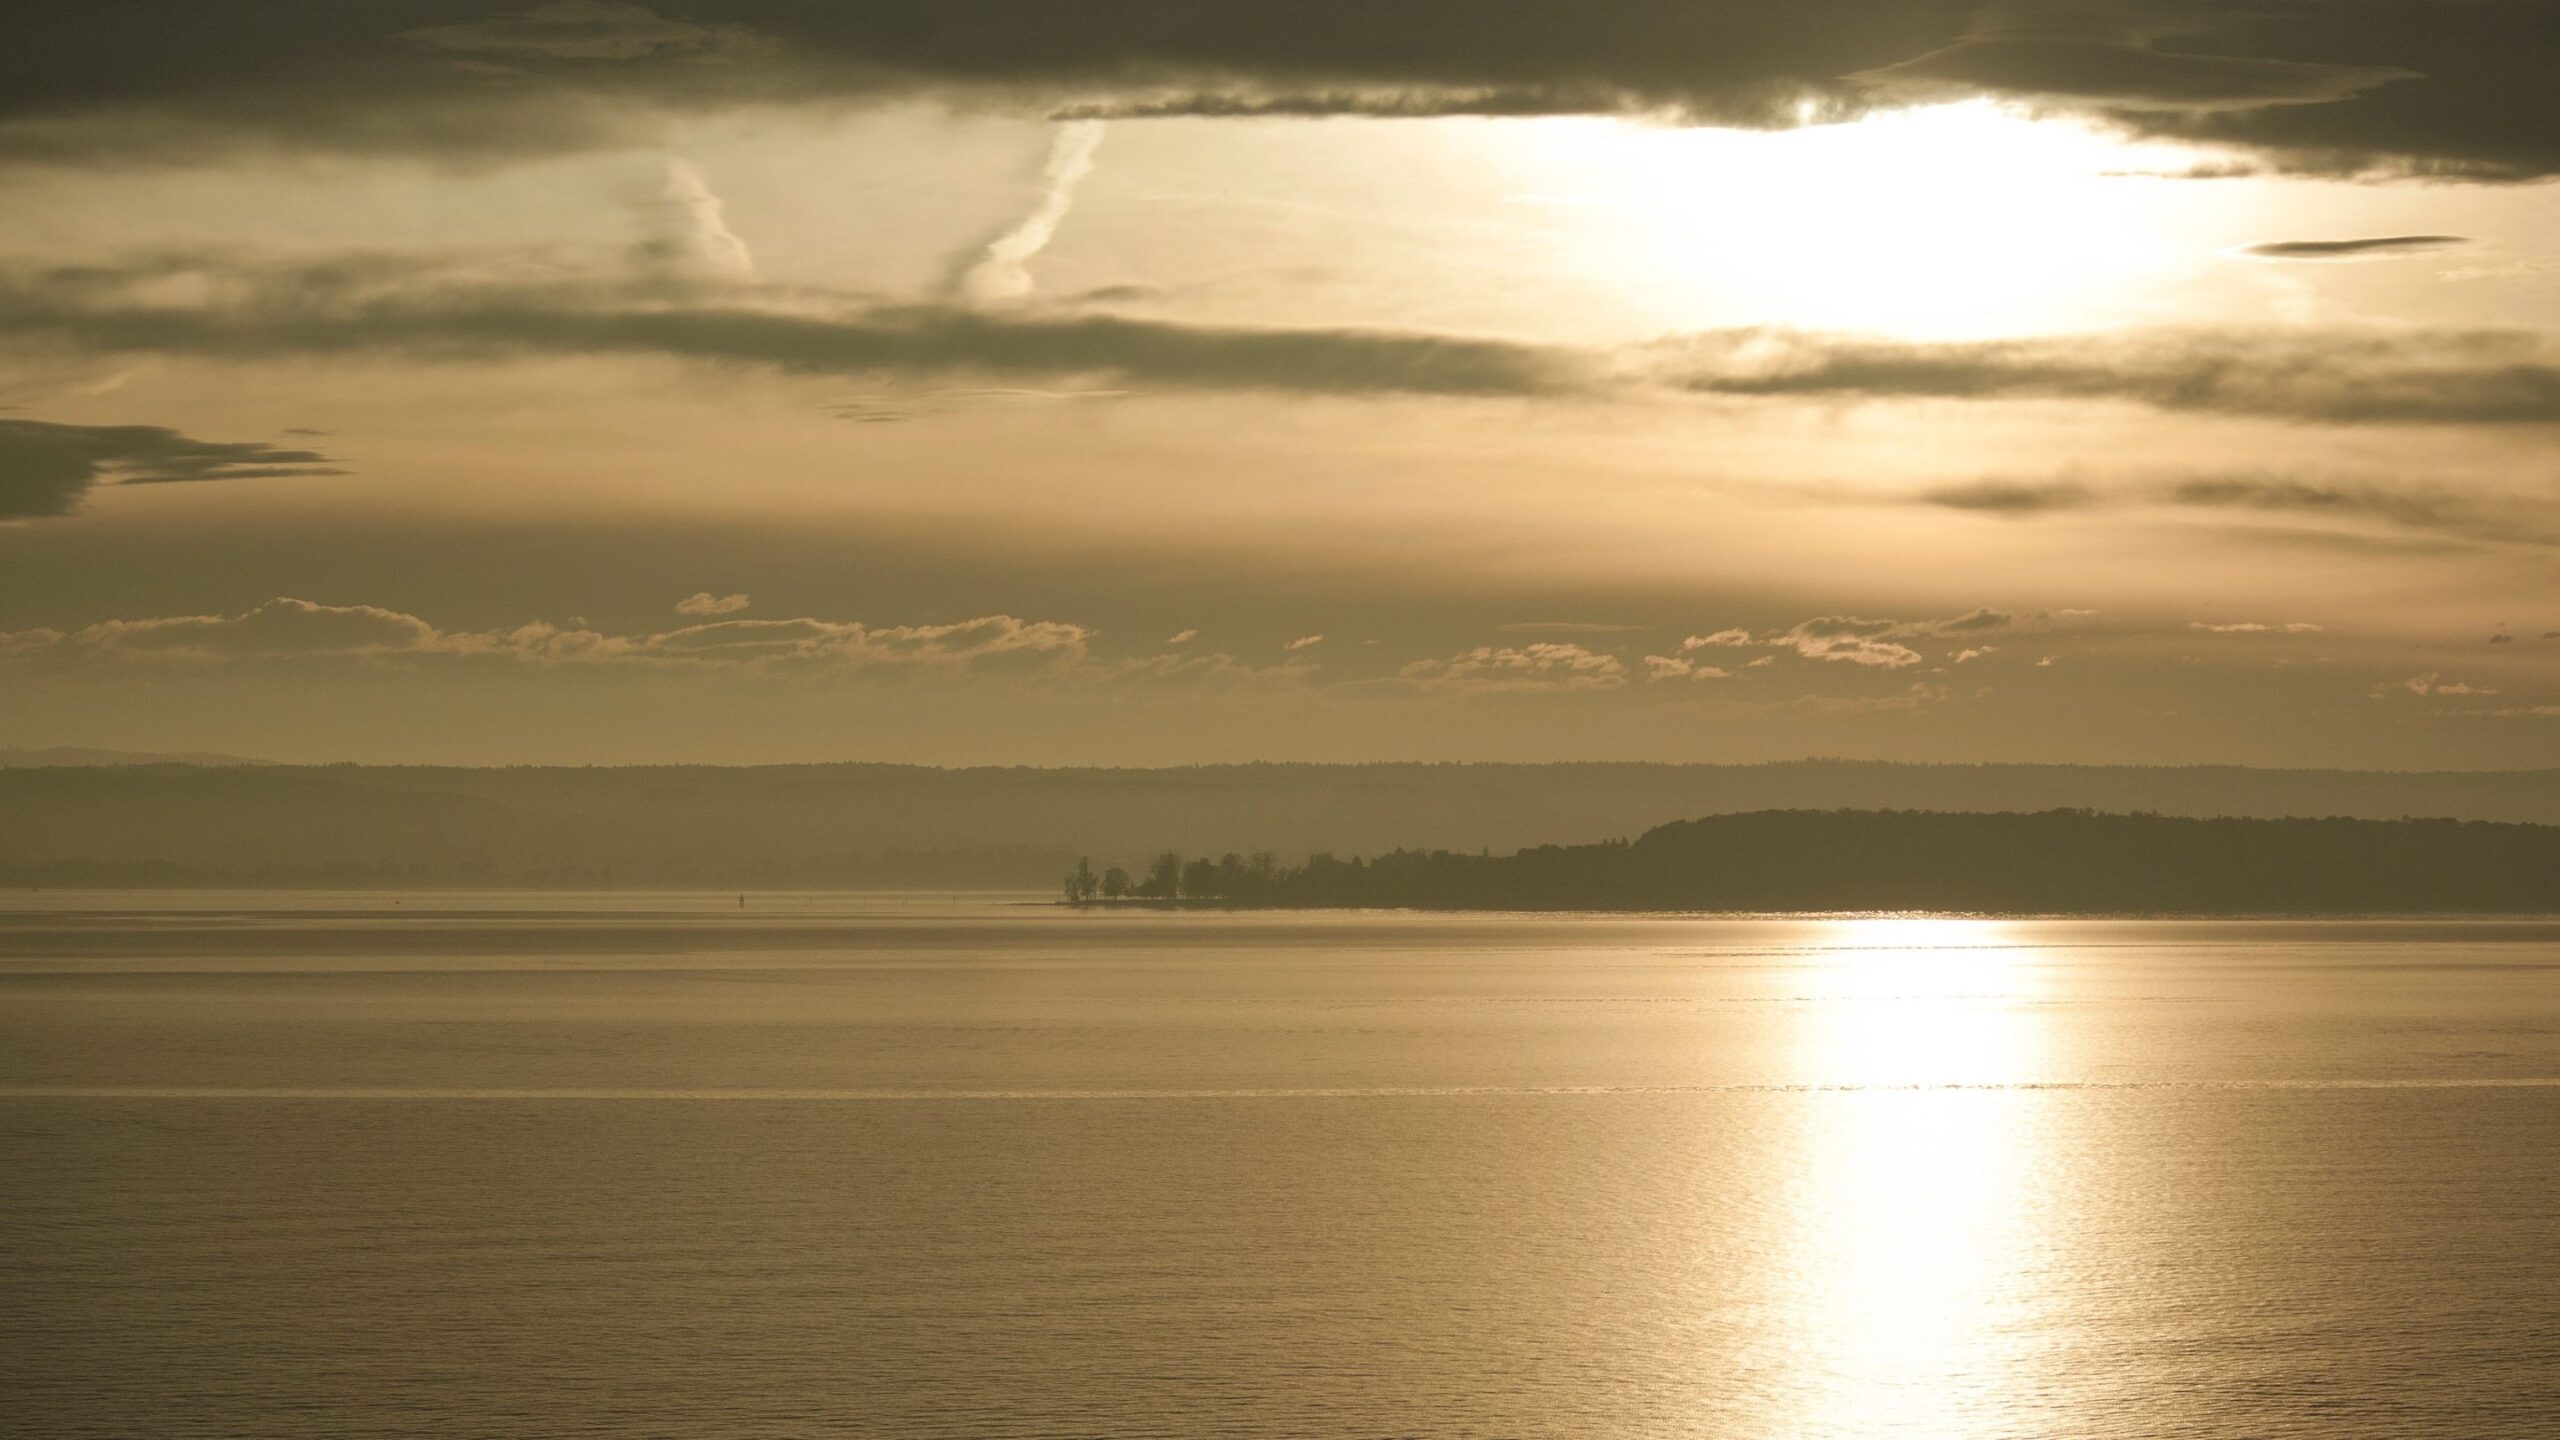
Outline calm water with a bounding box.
[3,895,2557,1438]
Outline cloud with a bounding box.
[674,591,749,616]
[32,597,442,664]
[1643,654,1731,682]
[1681,629,1757,649]
[17,255,2560,425]
[1776,618,1927,669]
[2242,235,2469,260]
[1164,628,1198,645]
[1658,327,2560,425]
[1953,646,1996,663]
[827,387,1129,424]
[1858,31,2410,114]
[2387,672,2498,698]
[2189,620,2323,634]
[1673,610,2013,669]
[0,417,339,519]
[1919,479,2097,514]
[2163,477,2539,545]
[4,2,2553,178]
[1399,642,1627,694]
[0,596,1105,678]
[0,257,1583,399]
[653,158,755,279]
[1931,606,2011,634]
[953,122,1105,303]
[0,598,1345,697]
[0,5,1910,164]
[1918,472,2560,551]
[1283,633,1325,651]
[0,0,2539,179]
[398,2,748,63]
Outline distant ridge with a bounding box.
[5,760,2560,888]
[1075,809,2560,915]
[0,747,275,768]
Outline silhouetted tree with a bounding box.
[1101,866,1130,899]
[1062,856,1099,903]
[1139,851,1182,899]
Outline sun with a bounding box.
[1488,100,2211,340]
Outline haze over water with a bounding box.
[5,895,2557,1437]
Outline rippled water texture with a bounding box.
[4,896,2557,1437]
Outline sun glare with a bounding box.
[1494,101,2208,339]
[1775,915,2060,1433]
[1799,916,2045,1085]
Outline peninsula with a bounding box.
[1063,809,2560,915]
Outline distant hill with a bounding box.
[1095,809,2560,915]
[0,747,274,768]
[4,760,2560,888]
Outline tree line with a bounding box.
[1065,808,2560,914]
[1063,850,1289,903]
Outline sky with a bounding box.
[0,1,2554,768]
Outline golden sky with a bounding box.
[1,3,2554,765]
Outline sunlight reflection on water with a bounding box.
[1781,919,2055,1437]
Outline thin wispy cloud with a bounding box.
[659,158,755,278]
[954,122,1105,303]
[1915,474,2560,551]
[2242,235,2468,260]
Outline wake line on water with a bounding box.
[7,1079,2560,1101]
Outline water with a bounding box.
[4,894,2556,1438]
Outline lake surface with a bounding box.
[4,894,2557,1438]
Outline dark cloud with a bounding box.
[2140,1,2560,179]
[0,257,1584,398]
[0,3,1944,164]
[1919,479,2097,513]
[1,3,2554,178]
[0,418,339,519]
[12,256,2560,427]
[1664,328,2560,425]
[2166,476,2558,548]
[396,2,756,64]
[2243,235,2469,259]
[1917,472,2560,550]
[1859,32,2409,113]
